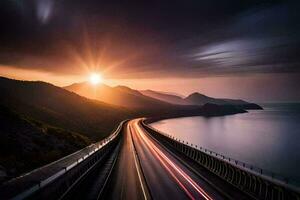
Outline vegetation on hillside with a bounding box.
[0,105,90,182]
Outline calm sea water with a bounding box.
[151,103,300,183]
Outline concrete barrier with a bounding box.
[142,119,300,200]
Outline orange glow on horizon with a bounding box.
[1,64,297,102]
[0,65,86,87]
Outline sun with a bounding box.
[89,73,102,85]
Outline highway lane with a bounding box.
[101,122,150,200]
[127,119,224,200]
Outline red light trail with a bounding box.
[130,120,213,200]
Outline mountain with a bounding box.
[185,93,228,105]
[0,77,131,141]
[140,90,189,105]
[185,93,263,109]
[141,90,262,110]
[64,82,177,110]
[65,82,248,117]
[66,83,261,111]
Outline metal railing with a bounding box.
[148,125,300,189]
[0,120,127,200]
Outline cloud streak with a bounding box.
[0,0,299,79]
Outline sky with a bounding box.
[0,0,300,102]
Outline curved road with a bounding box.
[102,119,224,200]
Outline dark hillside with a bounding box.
[0,105,90,182]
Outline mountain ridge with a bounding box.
[140,89,189,105]
[64,82,179,110]
[141,90,262,110]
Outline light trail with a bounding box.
[132,120,213,200]
[132,123,198,199]
[129,124,195,200]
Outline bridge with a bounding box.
[0,119,299,200]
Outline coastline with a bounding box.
[145,102,260,124]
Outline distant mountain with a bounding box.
[140,90,189,105]
[114,85,143,96]
[185,93,263,109]
[67,82,249,117]
[0,77,131,141]
[185,92,228,105]
[64,82,176,110]
[141,90,262,110]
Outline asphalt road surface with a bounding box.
[103,119,224,200]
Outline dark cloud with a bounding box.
[0,0,299,78]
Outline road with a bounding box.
[102,119,224,200]
[101,119,150,200]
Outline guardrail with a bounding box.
[142,119,300,200]
[0,120,127,200]
[145,124,300,188]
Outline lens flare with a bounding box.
[37,0,54,24]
